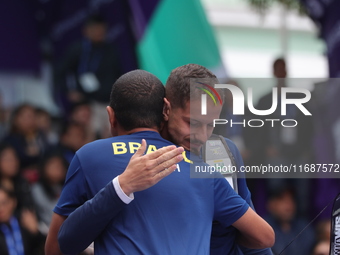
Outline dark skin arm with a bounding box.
[45,213,67,255]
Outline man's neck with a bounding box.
[160,123,170,141]
[118,127,159,136]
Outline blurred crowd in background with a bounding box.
[1,0,340,254]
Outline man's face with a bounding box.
[84,24,107,43]
[268,191,296,223]
[62,125,86,151]
[167,99,222,154]
[274,60,287,79]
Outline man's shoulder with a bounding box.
[222,137,236,148]
[206,135,242,163]
[77,132,174,156]
[79,137,115,150]
[209,136,248,183]
[209,134,238,150]
[221,136,241,157]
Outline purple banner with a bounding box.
[0,0,41,73]
[0,0,138,74]
[300,0,340,77]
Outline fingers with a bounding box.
[152,146,184,170]
[133,140,181,162]
[153,164,178,181]
[140,143,184,175]
[133,139,147,157]
[120,142,185,194]
[147,144,178,160]
[154,146,184,165]
[152,152,183,174]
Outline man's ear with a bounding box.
[163,98,171,121]
[106,106,116,129]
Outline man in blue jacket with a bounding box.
[162,63,273,255]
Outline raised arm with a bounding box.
[58,181,125,254]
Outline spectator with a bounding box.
[32,152,67,233]
[265,186,315,255]
[0,185,45,255]
[49,121,86,164]
[35,108,59,146]
[0,143,35,214]
[254,58,314,217]
[54,14,121,139]
[2,104,49,182]
[255,58,313,166]
[69,100,97,143]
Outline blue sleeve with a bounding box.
[58,181,126,254]
[225,138,273,255]
[213,177,249,227]
[54,154,90,216]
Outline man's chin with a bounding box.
[190,148,200,155]
[180,141,202,154]
[189,144,202,155]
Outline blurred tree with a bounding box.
[246,0,305,14]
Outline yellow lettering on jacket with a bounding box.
[112,142,127,154]
[129,142,141,154]
[146,145,157,154]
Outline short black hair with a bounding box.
[165,64,220,109]
[84,14,106,26]
[70,99,91,114]
[59,121,85,138]
[9,103,36,134]
[268,185,296,201]
[109,70,165,131]
[38,151,68,199]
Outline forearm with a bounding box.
[236,225,274,249]
[45,213,67,255]
[233,208,275,249]
[58,181,127,254]
[236,231,272,249]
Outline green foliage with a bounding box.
[246,0,306,14]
